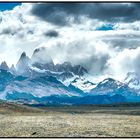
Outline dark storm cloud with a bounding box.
[31,3,140,26]
[104,39,140,50]
[44,30,59,37]
[87,3,140,22]
[44,39,111,75]
[102,33,140,50]
[27,30,34,35]
[79,54,110,74]
[31,3,84,26]
[0,28,17,35]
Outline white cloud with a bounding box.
[0,3,140,82]
[114,21,140,31]
[107,47,140,81]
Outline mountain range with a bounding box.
[0,47,140,105]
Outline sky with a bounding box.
[0,3,140,82]
[0,3,21,11]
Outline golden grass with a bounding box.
[0,104,140,137]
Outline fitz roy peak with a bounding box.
[16,52,31,76]
[31,47,55,71]
[0,61,9,71]
[15,47,88,80]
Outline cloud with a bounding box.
[1,3,140,83]
[0,28,16,35]
[100,30,140,50]
[31,3,140,26]
[107,47,140,81]
[44,30,59,37]
[38,37,113,76]
[31,3,84,26]
[0,3,59,66]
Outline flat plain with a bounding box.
[0,101,140,137]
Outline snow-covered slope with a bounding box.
[0,69,138,104]
[70,77,96,92]
[90,78,124,95]
[0,69,84,102]
[90,78,140,101]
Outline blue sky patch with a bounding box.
[0,3,21,11]
[96,24,114,31]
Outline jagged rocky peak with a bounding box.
[16,52,31,75]
[10,64,15,69]
[32,47,54,64]
[55,61,88,76]
[55,61,72,72]
[20,52,26,58]
[0,61,9,71]
[31,47,54,71]
[10,64,16,74]
[72,64,88,76]
[33,47,46,54]
[16,52,31,66]
[31,47,87,76]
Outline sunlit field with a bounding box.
[0,101,140,137]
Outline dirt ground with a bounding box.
[0,103,140,137]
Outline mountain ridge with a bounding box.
[0,47,139,104]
